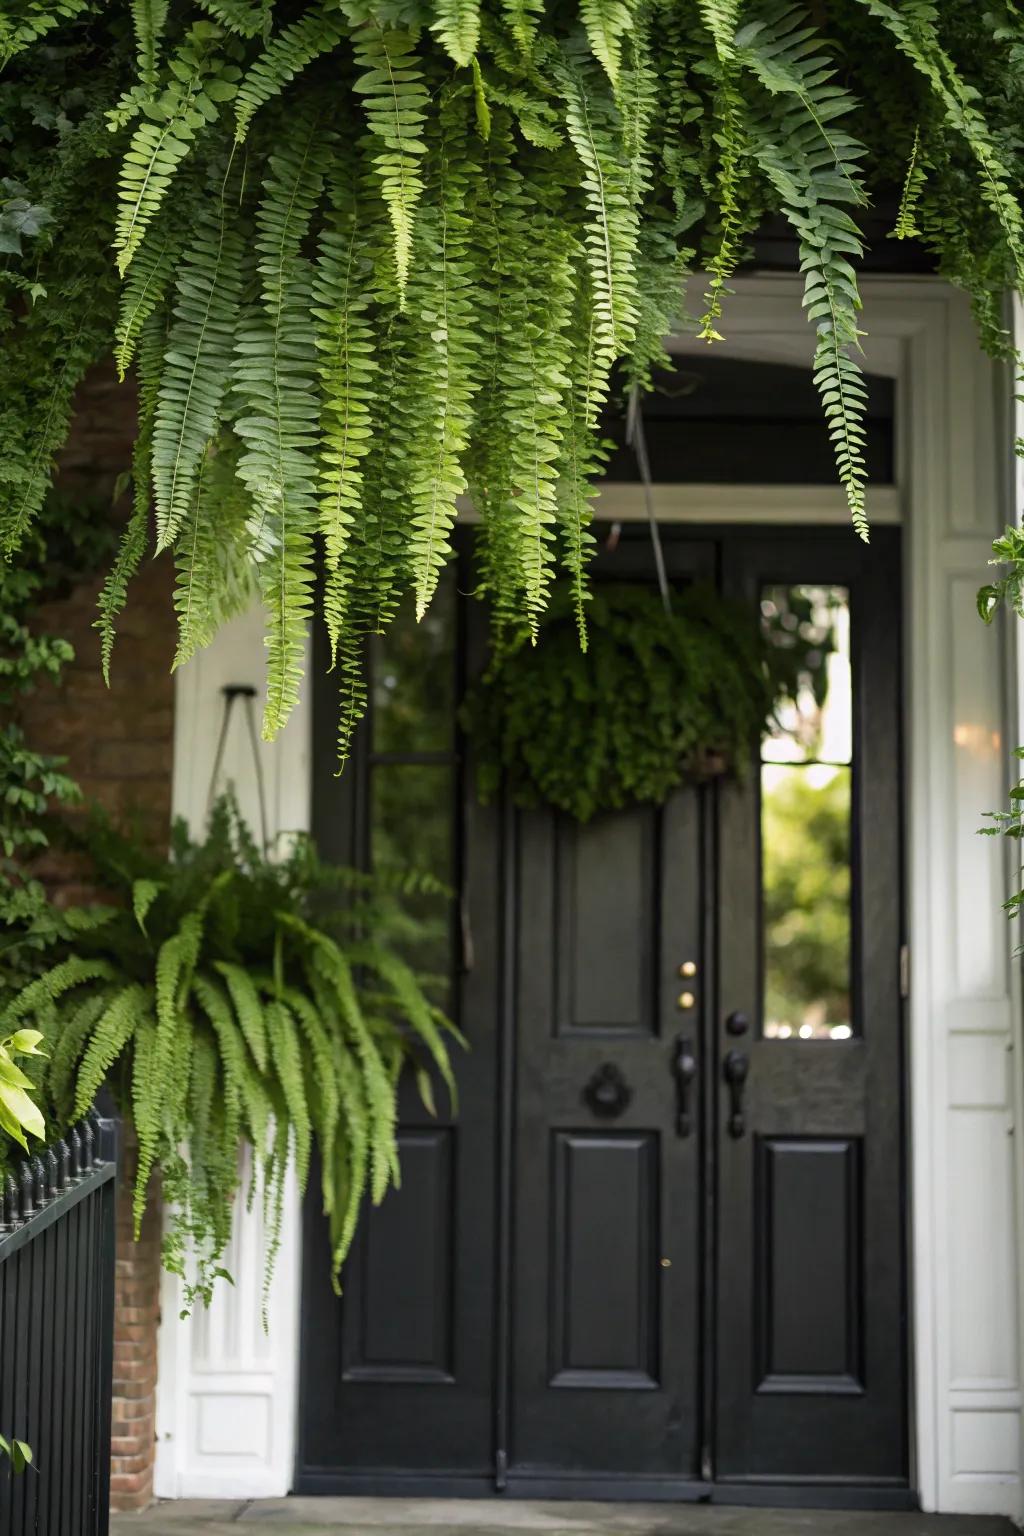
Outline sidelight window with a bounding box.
[759,585,853,1041]
[368,571,458,1009]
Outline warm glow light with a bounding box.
[799,1023,813,1039]
[953,723,1001,759]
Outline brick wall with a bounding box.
[20,364,175,1513]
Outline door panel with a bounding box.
[550,1131,659,1387]
[342,1128,455,1383]
[755,1136,863,1392]
[510,793,701,1482]
[716,530,906,1487]
[557,810,657,1036]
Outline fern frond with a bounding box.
[740,1,870,535]
[132,878,163,931]
[351,940,460,1106]
[263,998,311,1191]
[406,89,480,620]
[856,0,1024,288]
[47,993,109,1120]
[500,0,544,53]
[560,59,639,360]
[894,125,925,240]
[214,959,268,1070]
[131,0,169,90]
[312,166,377,654]
[152,166,246,549]
[114,22,237,276]
[233,1,346,142]
[197,0,273,37]
[329,1038,369,1278]
[96,310,164,680]
[96,503,151,683]
[130,1014,160,1233]
[430,0,480,68]
[234,109,328,739]
[114,208,182,378]
[699,0,743,62]
[279,983,340,1215]
[72,983,146,1119]
[172,438,255,669]
[579,0,634,89]
[1,957,114,1028]
[351,24,429,305]
[193,974,272,1152]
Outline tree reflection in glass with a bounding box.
[760,586,852,1041]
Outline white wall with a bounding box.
[154,608,310,1499]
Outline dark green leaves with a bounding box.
[462,582,778,821]
[5,0,1024,761]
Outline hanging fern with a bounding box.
[461,579,805,821]
[0,795,460,1310]
[4,0,1024,752]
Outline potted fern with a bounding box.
[0,796,459,1310]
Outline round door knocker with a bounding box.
[582,1062,633,1120]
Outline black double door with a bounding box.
[298,527,908,1504]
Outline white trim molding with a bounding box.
[157,274,1024,1517]
[155,608,311,1500]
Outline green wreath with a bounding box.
[461,582,781,822]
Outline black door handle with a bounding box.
[672,1035,697,1138]
[723,1048,749,1138]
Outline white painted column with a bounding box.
[154,608,310,1499]
[906,290,1024,1516]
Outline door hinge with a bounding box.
[899,943,910,999]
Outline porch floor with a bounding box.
[111,1498,1018,1536]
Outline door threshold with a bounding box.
[294,1471,916,1511]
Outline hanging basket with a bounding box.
[460,582,777,822]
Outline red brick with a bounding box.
[17,367,177,1515]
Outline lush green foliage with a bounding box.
[0,1025,46,1155]
[462,580,782,820]
[762,766,850,1031]
[0,557,77,874]
[2,1,1023,754]
[0,796,459,1309]
[0,496,122,993]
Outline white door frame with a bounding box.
[158,274,1024,1518]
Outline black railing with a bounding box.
[0,1112,118,1536]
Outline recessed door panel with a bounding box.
[550,1132,659,1386]
[343,1130,454,1384]
[557,812,657,1037]
[755,1137,863,1391]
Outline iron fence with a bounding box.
[0,1111,118,1536]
